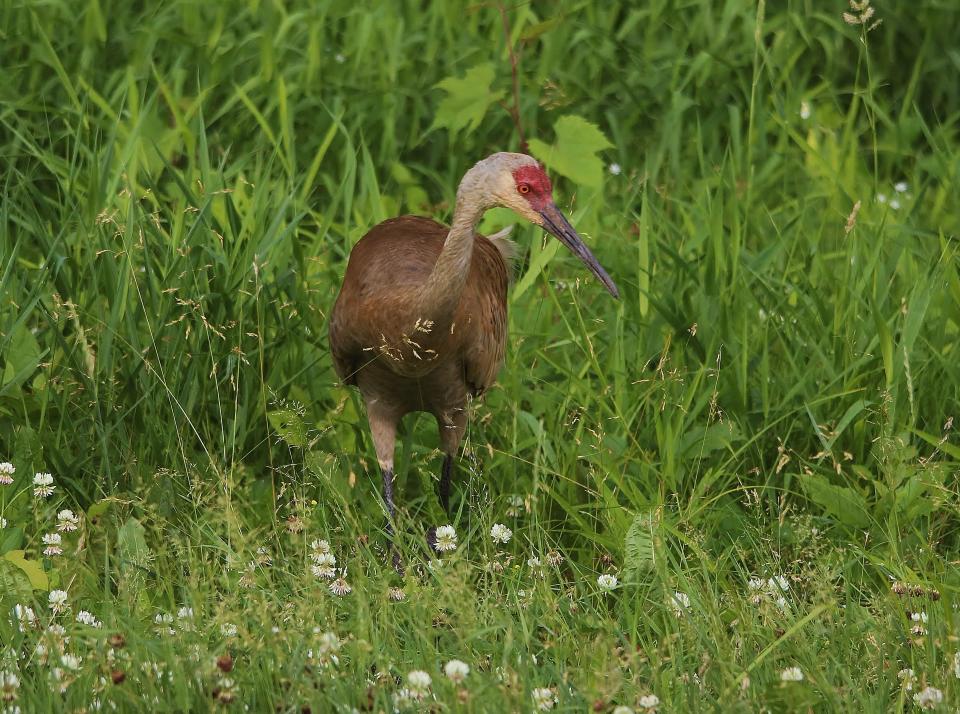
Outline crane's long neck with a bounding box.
[416,193,484,324]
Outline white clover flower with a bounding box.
[546,550,564,567]
[0,462,14,485]
[310,551,337,579]
[434,525,458,552]
[671,591,690,614]
[47,623,67,639]
[767,576,789,592]
[799,101,811,120]
[42,532,63,556]
[76,610,101,628]
[597,573,618,591]
[317,632,340,654]
[638,693,660,709]
[913,686,943,709]
[388,587,406,602]
[1,669,20,694]
[748,577,764,591]
[527,556,542,568]
[177,606,194,620]
[889,198,901,210]
[0,517,6,529]
[48,590,69,614]
[780,666,804,682]
[953,651,960,679]
[910,611,928,623]
[220,623,238,638]
[898,668,917,691]
[56,510,79,532]
[532,687,557,711]
[608,163,622,176]
[12,604,36,631]
[393,687,422,705]
[335,53,346,64]
[60,653,81,670]
[894,181,909,193]
[310,539,331,556]
[877,193,888,204]
[407,669,432,691]
[444,659,469,684]
[33,472,55,498]
[329,578,352,596]
[613,707,635,714]
[490,523,512,544]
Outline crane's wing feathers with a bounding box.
[329,215,510,395]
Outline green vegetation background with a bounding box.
[1,0,959,711]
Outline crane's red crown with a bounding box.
[512,164,552,210]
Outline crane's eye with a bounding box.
[518,183,530,194]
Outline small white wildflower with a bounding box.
[310,539,331,557]
[12,604,36,631]
[910,611,928,623]
[329,578,352,596]
[775,596,789,611]
[748,577,764,591]
[60,653,81,671]
[767,576,790,592]
[800,101,811,120]
[894,181,909,193]
[608,163,622,176]
[42,533,63,556]
[597,573,618,591]
[671,591,690,614]
[76,611,101,628]
[0,462,14,485]
[56,510,79,532]
[407,670,432,693]
[434,525,458,552]
[889,198,901,210]
[532,687,557,711]
[613,707,635,714]
[444,659,469,684]
[780,666,804,682]
[388,587,406,602]
[427,558,444,571]
[33,472,54,498]
[527,556,542,568]
[48,590,69,614]
[176,606,194,620]
[220,623,238,638]
[877,193,888,204]
[953,651,960,679]
[335,53,346,64]
[913,686,943,709]
[393,687,421,705]
[638,693,660,709]
[310,551,337,579]
[1,669,20,697]
[505,494,525,517]
[490,523,512,544]
[546,549,564,567]
[0,517,6,529]
[898,668,917,691]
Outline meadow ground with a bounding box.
[1,1,960,711]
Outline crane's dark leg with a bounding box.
[439,454,453,514]
[367,403,401,570]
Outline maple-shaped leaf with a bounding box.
[430,63,505,135]
[529,115,613,187]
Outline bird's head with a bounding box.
[461,152,619,299]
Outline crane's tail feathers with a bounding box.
[486,224,519,270]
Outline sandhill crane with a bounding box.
[329,152,618,549]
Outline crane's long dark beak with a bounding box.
[538,202,620,299]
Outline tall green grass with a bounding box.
[1,0,959,711]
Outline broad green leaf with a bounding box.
[0,527,24,555]
[268,408,308,448]
[117,517,152,569]
[430,63,505,135]
[3,550,49,590]
[801,475,871,529]
[0,558,33,602]
[623,510,657,582]
[529,115,613,187]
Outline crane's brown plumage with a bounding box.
[328,152,618,553]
